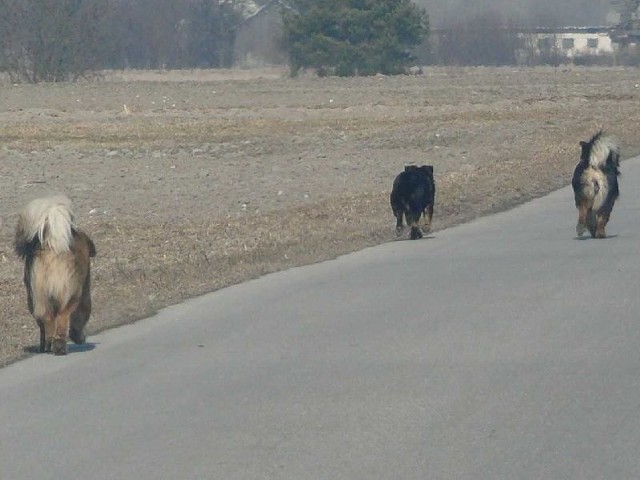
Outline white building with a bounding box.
[522,27,614,58]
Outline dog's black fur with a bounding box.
[571,131,620,238]
[390,165,435,240]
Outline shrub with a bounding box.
[282,0,429,77]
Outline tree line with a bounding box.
[0,0,430,82]
[0,0,631,83]
[0,0,245,82]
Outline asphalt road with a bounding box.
[2,158,640,480]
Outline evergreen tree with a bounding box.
[282,0,429,76]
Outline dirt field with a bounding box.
[1,66,640,367]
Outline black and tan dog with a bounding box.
[390,165,435,240]
[15,195,96,355]
[571,131,621,239]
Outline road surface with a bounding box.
[2,158,640,479]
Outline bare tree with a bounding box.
[103,0,242,70]
[435,10,521,66]
[0,0,111,82]
[0,0,286,77]
[186,0,242,67]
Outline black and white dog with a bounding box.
[571,131,621,238]
[390,165,435,240]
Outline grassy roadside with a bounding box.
[2,67,640,367]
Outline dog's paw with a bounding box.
[395,226,405,237]
[51,338,67,356]
[576,222,586,236]
[69,328,86,345]
[410,226,423,240]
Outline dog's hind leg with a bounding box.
[40,313,55,353]
[576,202,589,236]
[407,213,423,240]
[594,213,610,238]
[70,277,92,345]
[393,210,405,236]
[586,210,598,238]
[396,216,404,236]
[424,205,434,233]
[390,192,405,236]
[51,300,78,356]
[36,318,46,353]
[69,318,87,345]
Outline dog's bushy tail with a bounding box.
[588,131,620,174]
[15,195,75,258]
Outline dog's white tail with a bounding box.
[16,195,75,255]
[589,134,620,169]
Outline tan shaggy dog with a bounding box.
[15,195,96,355]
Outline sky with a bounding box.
[415,0,615,28]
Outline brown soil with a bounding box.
[2,66,640,367]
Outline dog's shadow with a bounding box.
[574,234,619,241]
[23,342,98,355]
[394,235,435,242]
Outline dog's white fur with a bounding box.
[17,195,74,254]
[584,134,618,212]
[16,195,78,319]
[581,168,608,212]
[588,134,619,169]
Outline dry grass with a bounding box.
[2,66,640,366]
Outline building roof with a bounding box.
[227,0,295,22]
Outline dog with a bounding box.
[390,165,435,240]
[571,131,621,239]
[15,195,96,355]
